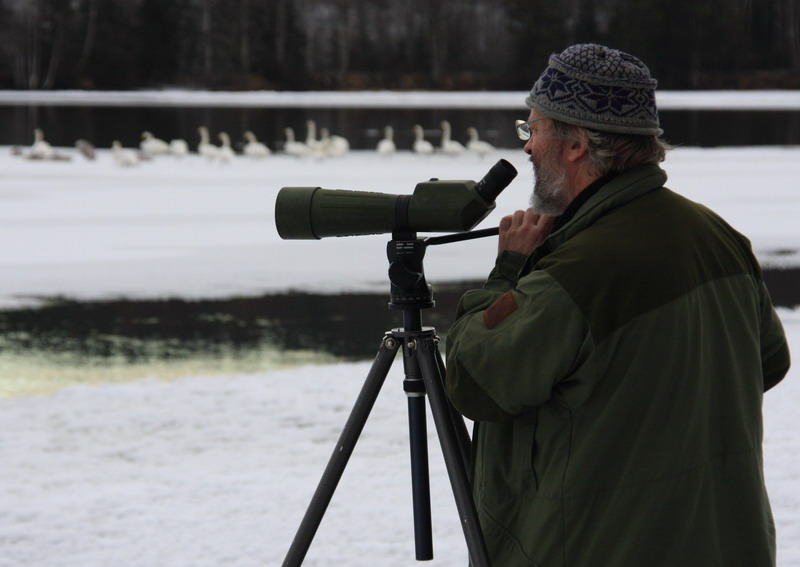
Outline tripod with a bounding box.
[282,231,494,567]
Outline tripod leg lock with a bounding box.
[404,377,426,395]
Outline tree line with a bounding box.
[1,0,798,92]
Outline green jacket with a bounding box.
[445,164,790,567]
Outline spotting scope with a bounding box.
[275,159,517,239]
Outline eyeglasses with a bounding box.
[515,117,548,141]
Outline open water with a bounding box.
[0,269,797,397]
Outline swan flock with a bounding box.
[11,121,496,166]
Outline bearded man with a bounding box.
[445,43,790,567]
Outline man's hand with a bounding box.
[498,208,555,255]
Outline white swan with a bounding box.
[217,132,236,163]
[466,127,495,157]
[283,127,311,157]
[28,128,55,160]
[320,127,349,157]
[197,127,219,160]
[440,120,465,156]
[111,140,140,167]
[412,125,434,156]
[25,129,71,161]
[140,131,171,156]
[376,125,396,156]
[243,130,271,158]
[169,139,189,158]
[305,120,327,158]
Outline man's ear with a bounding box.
[563,129,589,164]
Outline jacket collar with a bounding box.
[528,163,668,266]
[551,172,615,232]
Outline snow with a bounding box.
[0,92,798,566]
[0,145,798,309]
[1,89,800,109]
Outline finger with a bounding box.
[539,215,556,230]
[523,207,542,225]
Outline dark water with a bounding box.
[0,281,473,396]
[0,268,797,396]
[3,105,800,151]
[0,283,471,364]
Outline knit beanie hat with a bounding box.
[525,43,663,136]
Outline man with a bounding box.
[445,43,790,567]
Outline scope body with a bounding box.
[275,159,517,239]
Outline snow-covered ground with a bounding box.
[0,101,798,566]
[1,321,796,567]
[2,88,800,109]
[0,145,797,308]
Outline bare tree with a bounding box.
[239,0,251,74]
[780,0,799,69]
[335,0,356,85]
[75,0,99,79]
[21,0,41,88]
[427,0,448,83]
[200,0,213,79]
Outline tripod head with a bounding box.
[386,226,502,314]
[387,232,434,311]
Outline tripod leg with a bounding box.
[416,337,492,567]
[403,343,434,560]
[282,334,400,567]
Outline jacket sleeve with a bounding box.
[445,256,596,423]
[758,280,791,391]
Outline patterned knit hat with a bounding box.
[526,44,663,136]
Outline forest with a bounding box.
[1,0,799,92]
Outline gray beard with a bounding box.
[530,158,570,216]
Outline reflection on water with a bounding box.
[1,268,797,397]
[0,284,474,397]
[0,345,337,397]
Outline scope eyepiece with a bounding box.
[475,159,517,202]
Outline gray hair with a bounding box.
[550,120,671,177]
